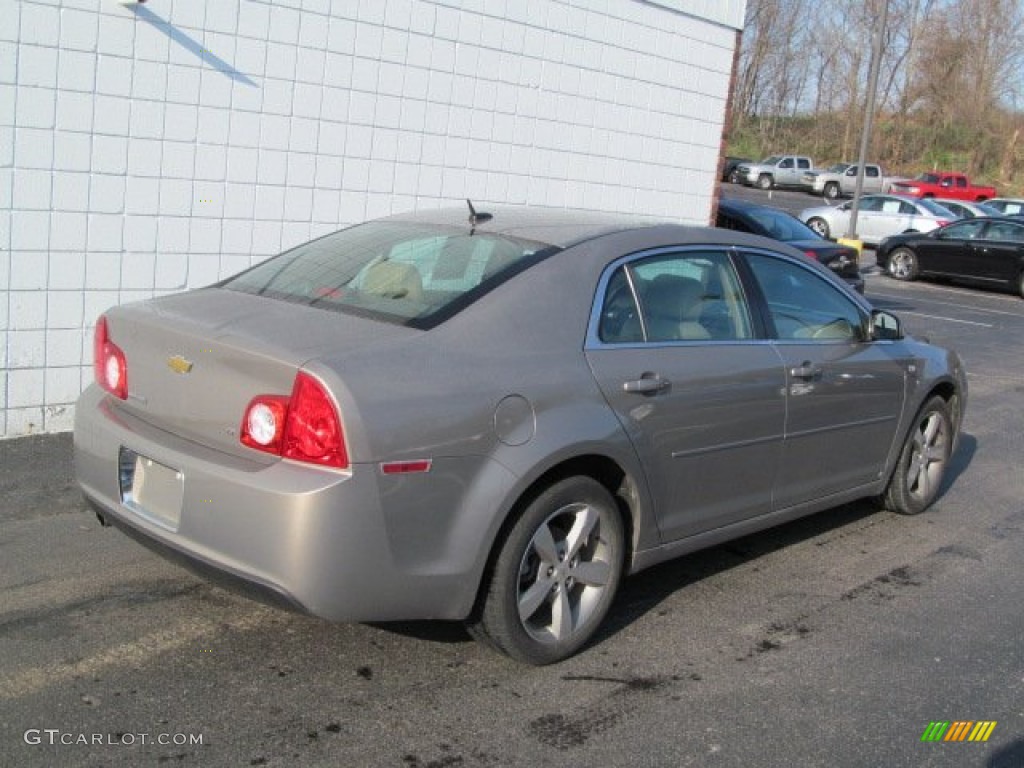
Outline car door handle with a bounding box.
[790,362,823,380]
[623,374,671,394]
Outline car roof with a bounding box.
[717,197,777,214]
[379,205,668,249]
[380,204,790,252]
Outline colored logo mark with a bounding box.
[921,721,997,742]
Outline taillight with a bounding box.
[94,315,127,400]
[803,250,820,261]
[240,395,289,454]
[240,372,348,469]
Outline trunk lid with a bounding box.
[103,288,413,460]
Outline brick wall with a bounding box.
[0,0,745,437]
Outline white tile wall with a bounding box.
[1,0,744,438]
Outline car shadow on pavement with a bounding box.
[988,737,1024,768]
[597,429,979,648]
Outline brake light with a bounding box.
[803,250,820,261]
[240,372,348,469]
[94,315,127,400]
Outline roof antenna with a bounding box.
[466,199,492,233]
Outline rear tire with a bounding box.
[883,396,953,515]
[888,247,919,281]
[806,217,830,238]
[728,169,741,184]
[757,174,773,190]
[467,476,625,665]
[1018,271,1024,298]
[823,182,840,200]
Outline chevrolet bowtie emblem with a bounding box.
[167,355,194,374]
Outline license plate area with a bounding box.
[119,447,183,531]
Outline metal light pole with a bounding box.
[844,0,889,240]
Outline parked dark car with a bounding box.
[876,216,1024,297]
[76,205,966,664]
[722,156,751,183]
[717,197,864,292]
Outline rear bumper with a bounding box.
[74,385,495,622]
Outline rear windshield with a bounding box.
[223,221,556,328]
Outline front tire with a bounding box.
[882,396,953,515]
[757,174,773,190]
[888,247,919,281]
[468,476,625,665]
[806,217,830,238]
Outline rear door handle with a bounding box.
[790,362,823,381]
[623,373,670,394]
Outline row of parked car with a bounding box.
[722,154,1010,205]
[716,193,1024,298]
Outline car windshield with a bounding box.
[746,209,823,242]
[759,156,781,164]
[223,221,556,328]
[915,173,941,183]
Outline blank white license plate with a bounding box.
[119,448,183,531]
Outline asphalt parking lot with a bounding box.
[2,199,1023,766]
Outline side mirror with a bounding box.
[870,309,903,341]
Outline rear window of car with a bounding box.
[917,198,957,216]
[223,221,556,328]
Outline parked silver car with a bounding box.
[930,199,1002,219]
[75,205,967,664]
[800,194,956,245]
[985,198,1024,216]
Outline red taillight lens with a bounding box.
[240,372,348,469]
[283,373,348,468]
[803,250,820,261]
[93,315,127,400]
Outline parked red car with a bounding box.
[889,172,996,202]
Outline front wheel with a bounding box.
[757,174,773,190]
[467,476,625,665]
[806,217,830,238]
[882,397,953,515]
[888,247,919,281]
[1017,271,1024,298]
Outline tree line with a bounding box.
[729,0,1024,194]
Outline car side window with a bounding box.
[797,159,810,169]
[984,221,1024,242]
[598,251,753,343]
[859,197,882,212]
[745,253,865,342]
[941,220,986,240]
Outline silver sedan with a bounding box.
[75,205,967,664]
[800,194,956,245]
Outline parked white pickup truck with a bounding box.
[736,155,814,190]
[801,163,896,199]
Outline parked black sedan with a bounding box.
[876,217,1024,297]
[716,198,864,292]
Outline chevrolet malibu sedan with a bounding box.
[75,205,967,664]
[877,216,1024,296]
[800,194,955,245]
